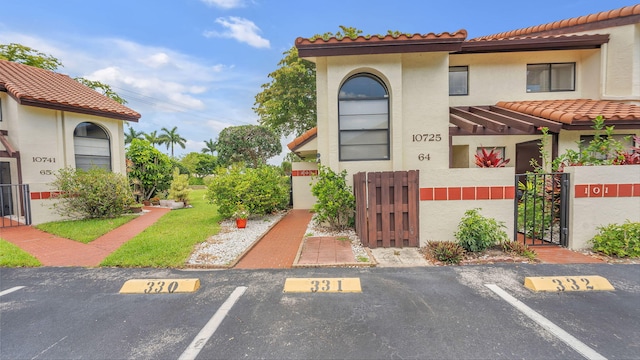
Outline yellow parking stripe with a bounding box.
[119,279,200,294]
[524,275,614,292]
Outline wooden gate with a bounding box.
[354,171,419,248]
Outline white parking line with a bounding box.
[178,286,247,360]
[0,286,25,297]
[485,284,607,360]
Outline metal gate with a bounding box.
[0,184,32,227]
[514,173,569,247]
[354,171,419,248]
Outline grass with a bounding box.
[100,189,222,267]
[35,216,137,243]
[0,239,41,267]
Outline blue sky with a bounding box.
[1,0,637,160]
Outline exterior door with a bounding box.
[0,162,13,216]
[516,140,541,174]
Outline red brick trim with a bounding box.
[420,186,515,201]
[575,183,640,198]
[291,170,318,177]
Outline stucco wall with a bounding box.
[564,165,640,250]
[291,162,318,210]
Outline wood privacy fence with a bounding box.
[354,171,420,248]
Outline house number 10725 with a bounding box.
[412,134,442,142]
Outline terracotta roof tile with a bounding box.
[295,30,467,46]
[0,60,140,122]
[473,4,640,41]
[495,99,640,124]
[287,127,317,151]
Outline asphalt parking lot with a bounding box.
[1,264,639,359]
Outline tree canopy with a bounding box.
[126,139,173,200]
[215,125,281,168]
[253,26,366,138]
[159,126,187,157]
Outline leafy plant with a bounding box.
[501,240,536,261]
[310,165,355,231]
[590,221,640,258]
[50,167,134,219]
[475,147,510,168]
[168,167,191,204]
[517,174,557,239]
[426,241,466,265]
[233,203,249,219]
[455,208,509,252]
[206,163,289,219]
[126,139,173,200]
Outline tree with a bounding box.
[1,43,127,104]
[253,46,316,137]
[180,152,217,177]
[0,43,62,71]
[202,139,216,155]
[124,127,144,145]
[126,139,173,200]
[253,26,364,137]
[74,77,127,105]
[215,125,281,168]
[144,130,162,148]
[159,126,186,157]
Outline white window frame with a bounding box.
[526,62,575,93]
[74,122,112,171]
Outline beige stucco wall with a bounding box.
[291,162,318,210]
[564,165,640,250]
[452,134,542,168]
[0,95,130,225]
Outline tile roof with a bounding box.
[296,30,467,57]
[473,4,640,41]
[287,127,317,151]
[495,99,640,125]
[0,60,140,122]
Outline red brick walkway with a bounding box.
[234,209,313,269]
[0,207,170,267]
[517,234,604,264]
[297,237,356,265]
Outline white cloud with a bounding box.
[200,0,245,9]
[204,17,270,49]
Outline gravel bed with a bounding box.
[187,212,371,267]
[187,213,285,266]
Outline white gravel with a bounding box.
[187,212,371,267]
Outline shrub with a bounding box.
[188,176,205,186]
[501,240,536,261]
[206,163,289,218]
[51,167,134,219]
[311,165,355,231]
[590,221,640,258]
[126,139,173,200]
[455,208,509,252]
[427,241,466,265]
[168,167,191,204]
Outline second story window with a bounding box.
[449,66,468,96]
[527,63,575,93]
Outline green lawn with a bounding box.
[35,215,137,244]
[101,189,222,267]
[0,239,41,267]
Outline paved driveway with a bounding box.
[1,264,638,359]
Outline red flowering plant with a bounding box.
[475,147,511,168]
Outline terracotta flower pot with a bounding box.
[236,218,247,229]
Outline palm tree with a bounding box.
[202,138,216,155]
[159,126,186,157]
[144,130,162,148]
[124,127,144,145]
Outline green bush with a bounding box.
[427,241,465,265]
[188,177,205,186]
[311,165,355,231]
[501,240,536,261]
[206,163,289,218]
[590,221,640,258]
[455,208,509,252]
[51,167,134,219]
[168,168,191,204]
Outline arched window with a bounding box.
[74,122,111,171]
[338,74,389,161]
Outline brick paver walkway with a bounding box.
[234,209,313,269]
[0,207,170,266]
[297,237,356,265]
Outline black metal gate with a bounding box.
[514,173,569,247]
[0,184,32,227]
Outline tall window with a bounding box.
[74,122,111,171]
[449,66,468,95]
[527,63,575,92]
[338,74,389,161]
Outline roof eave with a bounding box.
[297,39,465,58]
[20,98,140,122]
[458,34,609,54]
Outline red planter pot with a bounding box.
[236,218,247,228]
